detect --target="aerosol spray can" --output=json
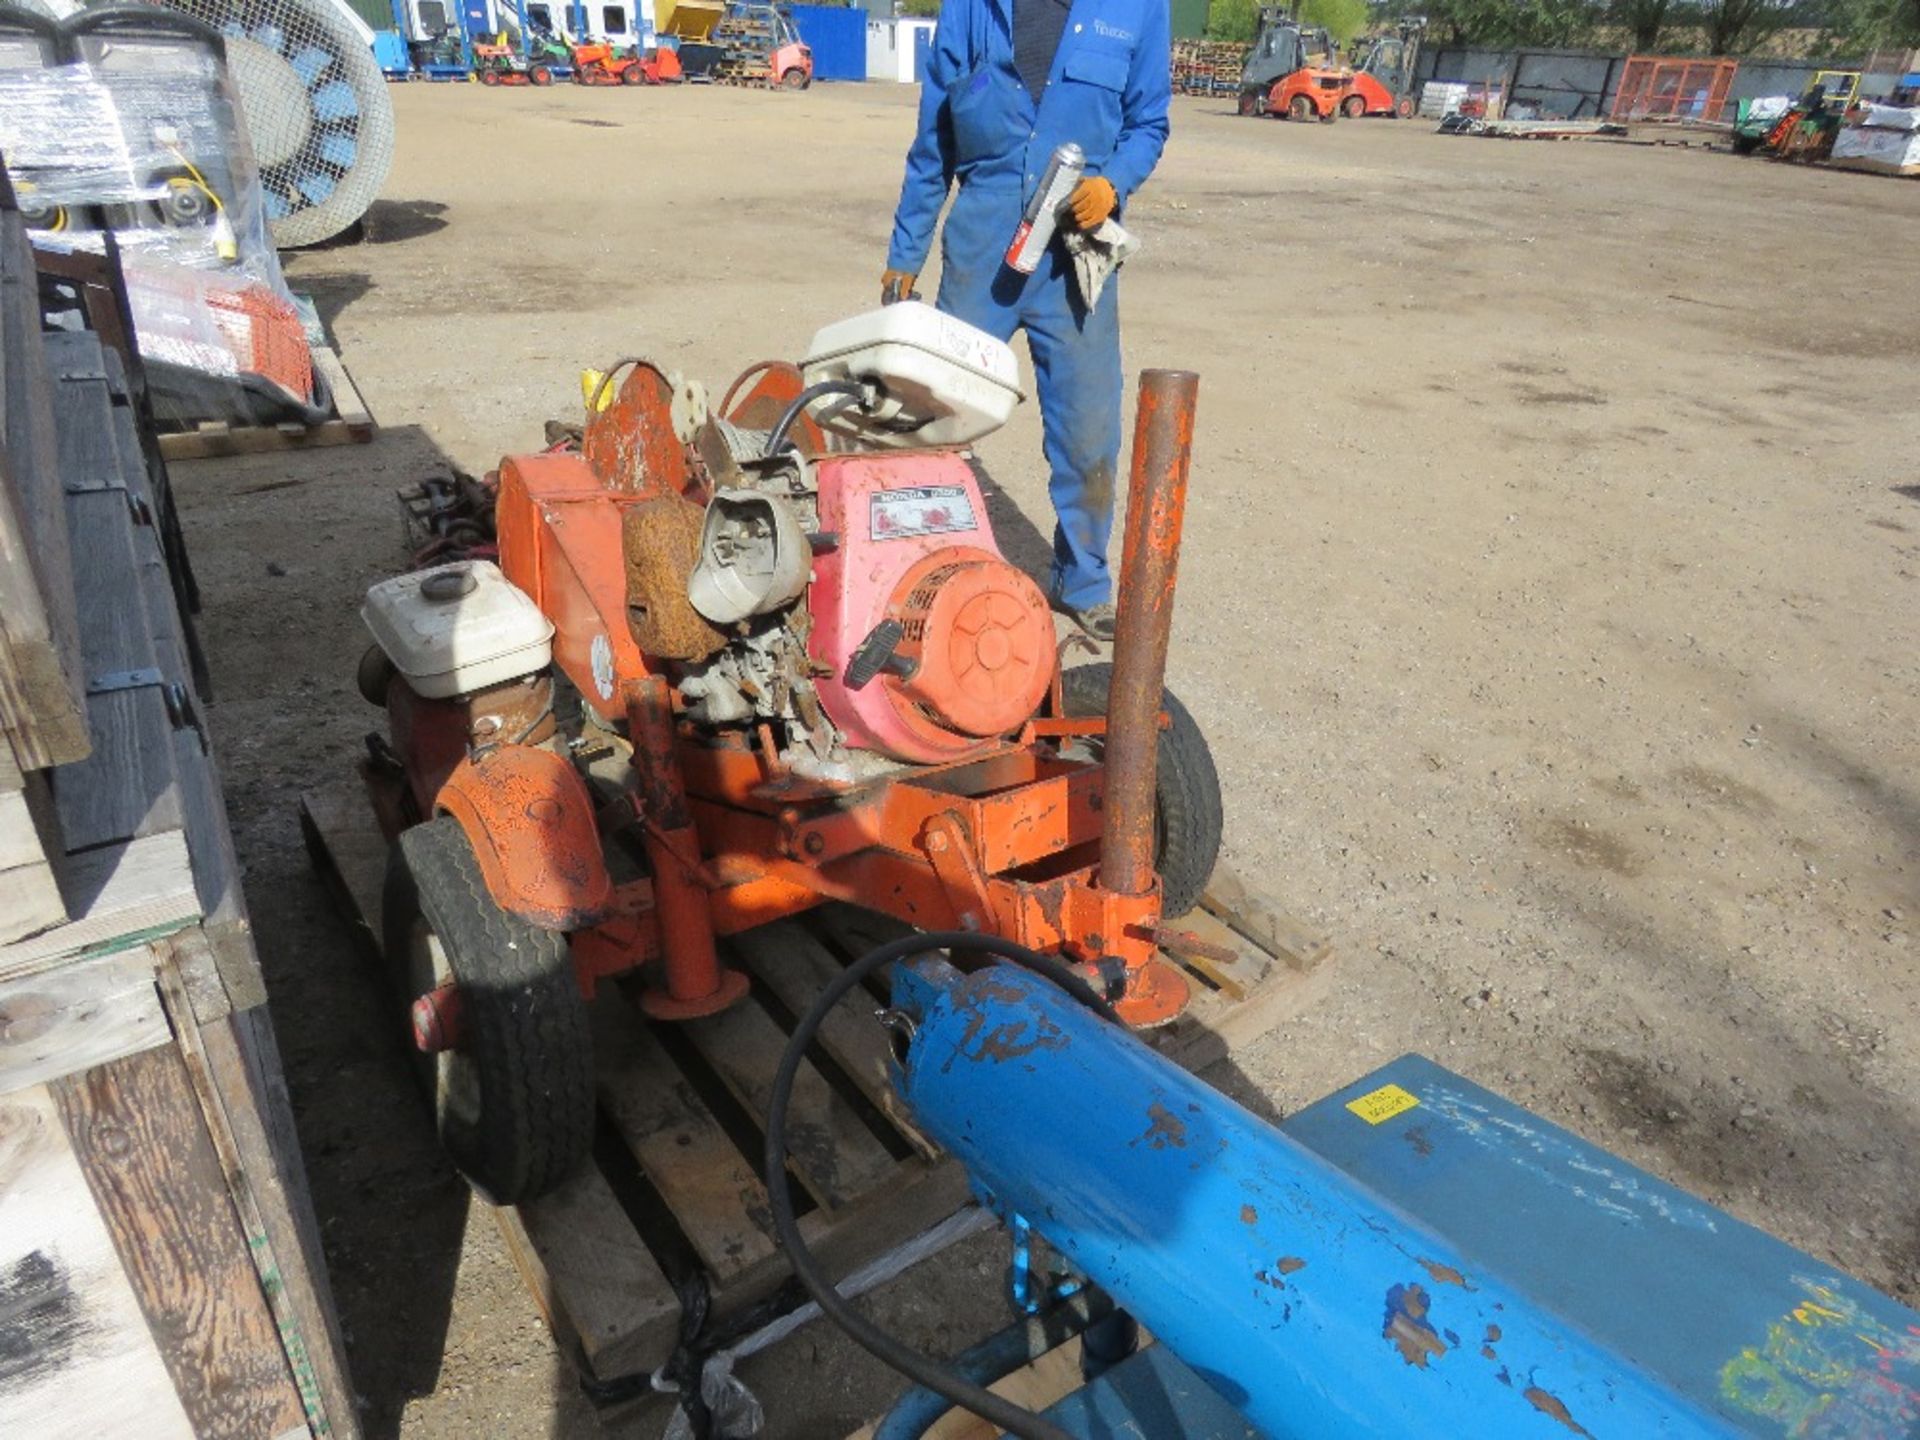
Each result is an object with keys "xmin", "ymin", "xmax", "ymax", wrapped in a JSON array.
[{"xmin": 1004, "ymin": 142, "xmax": 1085, "ymax": 275}]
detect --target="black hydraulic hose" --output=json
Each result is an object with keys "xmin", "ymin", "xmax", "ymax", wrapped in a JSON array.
[
  {"xmin": 764, "ymin": 378, "xmax": 868, "ymax": 457},
  {"xmin": 763, "ymin": 932, "xmax": 1119, "ymax": 1440}
]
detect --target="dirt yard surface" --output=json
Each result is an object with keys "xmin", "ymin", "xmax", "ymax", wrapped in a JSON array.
[{"xmin": 172, "ymin": 80, "xmax": 1920, "ymax": 1438}]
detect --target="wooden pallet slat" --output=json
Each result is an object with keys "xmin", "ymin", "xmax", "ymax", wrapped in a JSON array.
[
  {"xmin": 49, "ymin": 1045, "xmax": 311, "ymax": 1439},
  {"xmin": 156, "ymin": 343, "xmax": 375, "ymax": 462},
  {"xmin": 592, "ymin": 995, "xmax": 779, "ymax": 1280},
  {"xmin": 0, "ymin": 829, "xmax": 200, "ymax": 982},
  {"xmin": 0, "ymin": 1083, "xmax": 199, "ymax": 1439},
  {"xmin": 681, "ymin": 990, "xmax": 898, "ymax": 1212},
  {"xmin": 495, "ymin": 1165, "xmax": 681, "ymax": 1382},
  {"xmin": 732, "ymin": 924, "xmax": 938, "ymax": 1160},
  {"xmin": 0, "ymin": 949, "xmax": 169, "ymax": 1095}
]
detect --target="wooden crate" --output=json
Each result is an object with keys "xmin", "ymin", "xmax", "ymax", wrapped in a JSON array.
[
  {"xmin": 300, "ymin": 780, "xmax": 1330, "ymax": 1386},
  {"xmin": 0, "ymin": 239, "xmax": 358, "ymax": 1438},
  {"xmin": 0, "ymin": 205, "xmax": 89, "ymax": 795}
]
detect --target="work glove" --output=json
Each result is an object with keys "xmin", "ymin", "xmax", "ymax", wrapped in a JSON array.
[
  {"xmin": 881, "ymin": 268, "xmax": 919, "ymax": 305},
  {"xmin": 1066, "ymin": 176, "xmax": 1118, "ymax": 230}
]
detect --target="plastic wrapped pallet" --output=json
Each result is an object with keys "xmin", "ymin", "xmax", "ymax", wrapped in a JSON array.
[
  {"xmin": 0, "ymin": 12, "xmax": 323, "ymax": 420},
  {"xmin": 1831, "ymin": 122, "xmax": 1920, "ymax": 174},
  {"xmin": 1857, "ymin": 101, "xmax": 1920, "ymax": 132},
  {"xmin": 1419, "ymin": 80, "xmax": 1469, "ymax": 117}
]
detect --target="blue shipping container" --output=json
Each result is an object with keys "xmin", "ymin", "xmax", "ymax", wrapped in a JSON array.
[{"xmin": 791, "ymin": 3, "xmax": 866, "ymax": 81}]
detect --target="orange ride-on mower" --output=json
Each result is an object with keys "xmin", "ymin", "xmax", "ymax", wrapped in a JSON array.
[
  {"xmin": 472, "ymin": 40, "xmax": 562, "ymax": 85},
  {"xmin": 355, "ymin": 307, "xmax": 1227, "ymax": 1203},
  {"xmin": 569, "ymin": 40, "xmax": 681, "ymax": 84}
]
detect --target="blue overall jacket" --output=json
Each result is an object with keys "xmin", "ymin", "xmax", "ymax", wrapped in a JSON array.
[{"xmin": 887, "ymin": 0, "xmax": 1171, "ymax": 275}]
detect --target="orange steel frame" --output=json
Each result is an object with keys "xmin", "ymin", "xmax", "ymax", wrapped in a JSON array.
[
  {"xmin": 1609, "ymin": 56, "xmax": 1738, "ymax": 124},
  {"xmin": 431, "ymin": 360, "xmax": 1194, "ymax": 1026}
]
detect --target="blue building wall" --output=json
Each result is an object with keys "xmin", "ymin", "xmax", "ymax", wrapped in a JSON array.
[{"xmin": 792, "ymin": 3, "xmax": 866, "ymax": 80}]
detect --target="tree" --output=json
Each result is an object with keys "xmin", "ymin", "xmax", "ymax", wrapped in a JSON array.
[
  {"xmin": 1207, "ymin": 0, "xmax": 1260, "ymax": 43},
  {"xmin": 1423, "ymin": 0, "xmax": 1605, "ymax": 45},
  {"xmin": 1822, "ymin": 0, "xmax": 1920, "ymax": 47},
  {"xmin": 1699, "ymin": 0, "xmax": 1792, "ymax": 50},
  {"xmin": 1612, "ymin": 0, "xmax": 1674, "ymax": 47},
  {"xmin": 1301, "ymin": 0, "xmax": 1370, "ymax": 42}
]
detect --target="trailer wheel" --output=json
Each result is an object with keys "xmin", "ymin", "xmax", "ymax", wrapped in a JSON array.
[
  {"xmin": 1060, "ymin": 664, "xmax": 1223, "ymax": 918},
  {"xmin": 529, "ymin": 63, "xmax": 554, "ymax": 85},
  {"xmin": 1287, "ymin": 93, "xmax": 1314, "ymax": 122},
  {"xmin": 1342, "ymin": 93, "xmax": 1367, "ymax": 118},
  {"xmin": 382, "ymin": 817, "xmax": 594, "ymax": 1204}
]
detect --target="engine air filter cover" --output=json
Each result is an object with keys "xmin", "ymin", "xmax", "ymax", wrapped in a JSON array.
[{"xmin": 892, "ymin": 553, "xmax": 1052, "ymax": 738}]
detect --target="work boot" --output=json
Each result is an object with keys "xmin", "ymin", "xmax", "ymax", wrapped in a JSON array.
[{"xmin": 1052, "ymin": 599, "xmax": 1115, "ymax": 643}]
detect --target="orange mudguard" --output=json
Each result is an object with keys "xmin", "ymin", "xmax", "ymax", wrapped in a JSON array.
[{"xmin": 436, "ymin": 746, "xmax": 612, "ymax": 931}]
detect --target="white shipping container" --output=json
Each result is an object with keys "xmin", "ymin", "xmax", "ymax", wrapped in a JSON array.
[{"xmin": 866, "ymin": 16, "xmax": 936, "ymax": 83}]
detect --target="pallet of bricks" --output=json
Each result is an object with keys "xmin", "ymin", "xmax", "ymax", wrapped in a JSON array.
[
  {"xmin": 1171, "ymin": 39, "xmax": 1247, "ymax": 97},
  {"xmin": 0, "ymin": 176, "xmax": 359, "ymax": 1439},
  {"xmin": 709, "ymin": 10, "xmax": 777, "ymax": 85}
]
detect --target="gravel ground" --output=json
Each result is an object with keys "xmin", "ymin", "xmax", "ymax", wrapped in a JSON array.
[{"xmin": 171, "ymin": 80, "xmax": 1920, "ymax": 1439}]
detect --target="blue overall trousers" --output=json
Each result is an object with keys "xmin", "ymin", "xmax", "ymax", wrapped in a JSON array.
[{"xmin": 887, "ymin": 0, "xmax": 1170, "ymax": 611}]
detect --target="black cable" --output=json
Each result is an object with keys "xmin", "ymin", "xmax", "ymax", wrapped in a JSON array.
[
  {"xmin": 764, "ymin": 378, "xmax": 868, "ymax": 457},
  {"xmin": 763, "ymin": 931, "xmax": 1118, "ymax": 1440}
]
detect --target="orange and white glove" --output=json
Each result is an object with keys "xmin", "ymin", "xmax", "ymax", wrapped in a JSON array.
[
  {"xmin": 881, "ymin": 268, "xmax": 919, "ymax": 305},
  {"xmin": 1066, "ymin": 176, "xmax": 1118, "ymax": 230}
]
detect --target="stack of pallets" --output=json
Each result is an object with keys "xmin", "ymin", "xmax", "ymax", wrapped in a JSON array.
[
  {"xmin": 1172, "ymin": 39, "xmax": 1247, "ymax": 97},
  {"xmin": 709, "ymin": 12, "xmax": 776, "ymax": 85}
]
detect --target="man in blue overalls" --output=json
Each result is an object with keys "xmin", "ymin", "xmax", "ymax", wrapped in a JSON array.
[{"xmin": 881, "ymin": 0, "xmax": 1170, "ymax": 640}]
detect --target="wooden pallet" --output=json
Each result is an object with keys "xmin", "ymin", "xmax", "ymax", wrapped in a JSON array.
[
  {"xmin": 298, "ymin": 781, "xmax": 1330, "ymax": 1385},
  {"xmin": 156, "ymin": 342, "xmax": 374, "ymax": 461}
]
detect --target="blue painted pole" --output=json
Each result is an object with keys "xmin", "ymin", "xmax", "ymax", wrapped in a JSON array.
[{"xmin": 889, "ymin": 961, "xmax": 1741, "ymax": 1440}]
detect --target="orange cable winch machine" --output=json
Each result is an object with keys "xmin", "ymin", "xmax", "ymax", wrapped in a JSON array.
[{"xmin": 358, "ymin": 305, "xmax": 1230, "ymax": 1202}]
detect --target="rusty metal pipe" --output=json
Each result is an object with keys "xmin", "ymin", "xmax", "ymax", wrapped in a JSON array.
[
  {"xmin": 623, "ymin": 676, "xmax": 748, "ymax": 1019},
  {"xmin": 1098, "ymin": 370, "xmax": 1199, "ymax": 901}
]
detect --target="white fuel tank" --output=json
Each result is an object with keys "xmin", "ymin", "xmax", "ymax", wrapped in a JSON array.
[
  {"xmin": 362, "ymin": 561, "xmax": 553, "ymax": 699},
  {"xmin": 801, "ymin": 303, "xmax": 1023, "ymax": 449}
]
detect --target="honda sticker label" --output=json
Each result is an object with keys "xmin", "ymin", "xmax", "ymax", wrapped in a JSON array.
[{"xmin": 870, "ymin": 486, "xmax": 976, "ymax": 540}]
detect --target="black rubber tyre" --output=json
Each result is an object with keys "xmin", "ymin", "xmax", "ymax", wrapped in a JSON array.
[
  {"xmin": 529, "ymin": 63, "xmax": 554, "ymax": 85},
  {"xmin": 382, "ymin": 817, "xmax": 594, "ymax": 1203},
  {"xmin": 1342, "ymin": 93, "xmax": 1367, "ymax": 119},
  {"xmin": 1237, "ymin": 88, "xmax": 1264, "ymax": 117},
  {"xmin": 1288, "ymin": 94, "xmax": 1314, "ymax": 122},
  {"xmin": 1060, "ymin": 663, "xmax": 1223, "ymax": 918},
  {"xmin": 781, "ymin": 67, "xmax": 810, "ymax": 90}
]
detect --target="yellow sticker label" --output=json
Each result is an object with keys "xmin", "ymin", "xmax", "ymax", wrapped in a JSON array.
[{"xmin": 1346, "ymin": 1083, "xmax": 1420, "ymax": 1125}]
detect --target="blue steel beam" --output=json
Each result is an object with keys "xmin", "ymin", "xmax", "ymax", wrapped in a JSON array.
[{"xmin": 888, "ymin": 961, "xmax": 1920, "ymax": 1439}]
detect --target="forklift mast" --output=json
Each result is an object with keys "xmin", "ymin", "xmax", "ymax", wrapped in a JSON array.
[
  {"xmin": 1357, "ymin": 15, "xmax": 1425, "ymax": 98},
  {"xmin": 1239, "ymin": 8, "xmax": 1335, "ymax": 95}
]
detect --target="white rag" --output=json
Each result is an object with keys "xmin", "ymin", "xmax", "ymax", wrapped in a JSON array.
[{"xmin": 1060, "ymin": 218, "xmax": 1140, "ymax": 313}]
